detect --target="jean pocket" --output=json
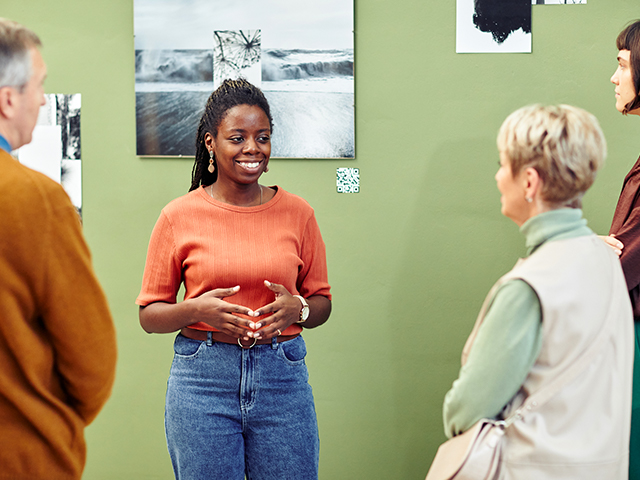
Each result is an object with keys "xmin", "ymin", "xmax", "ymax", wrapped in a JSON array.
[
  {"xmin": 173, "ymin": 334, "xmax": 205, "ymax": 358},
  {"xmin": 277, "ymin": 336, "xmax": 307, "ymax": 365}
]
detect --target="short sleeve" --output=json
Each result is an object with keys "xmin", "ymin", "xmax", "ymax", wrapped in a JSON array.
[
  {"xmin": 297, "ymin": 212, "xmax": 331, "ymax": 300},
  {"xmin": 136, "ymin": 211, "xmax": 183, "ymax": 306}
]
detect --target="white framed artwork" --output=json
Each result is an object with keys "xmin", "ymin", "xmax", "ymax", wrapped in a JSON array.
[{"xmin": 134, "ymin": 0, "xmax": 354, "ymax": 159}]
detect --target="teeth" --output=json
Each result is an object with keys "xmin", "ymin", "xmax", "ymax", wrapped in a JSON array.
[{"xmin": 241, "ymin": 162, "xmax": 260, "ymax": 168}]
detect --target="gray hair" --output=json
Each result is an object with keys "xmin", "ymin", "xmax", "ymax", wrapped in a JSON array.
[
  {"xmin": 497, "ymin": 104, "xmax": 607, "ymax": 207},
  {"xmin": 0, "ymin": 18, "xmax": 41, "ymax": 90}
]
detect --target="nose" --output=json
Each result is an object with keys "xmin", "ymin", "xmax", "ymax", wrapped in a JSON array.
[
  {"xmin": 243, "ymin": 137, "xmax": 258, "ymax": 154},
  {"xmin": 611, "ymin": 69, "xmax": 618, "ymax": 85}
]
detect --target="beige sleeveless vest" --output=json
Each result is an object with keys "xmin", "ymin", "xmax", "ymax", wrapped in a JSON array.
[{"xmin": 463, "ymin": 234, "xmax": 634, "ymax": 480}]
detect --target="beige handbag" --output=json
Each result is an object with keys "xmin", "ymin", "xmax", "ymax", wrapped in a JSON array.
[
  {"xmin": 425, "ymin": 419, "xmax": 504, "ymax": 480},
  {"xmin": 425, "ymin": 278, "xmax": 617, "ymax": 480}
]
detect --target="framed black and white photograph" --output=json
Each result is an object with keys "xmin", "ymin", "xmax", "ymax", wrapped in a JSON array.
[
  {"xmin": 457, "ymin": 0, "xmax": 532, "ymax": 53},
  {"xmin": 532, "ymin": 0, "xmax": 585, "ymax": 4},
  {"xmin": 134, "ymin": 0, "xmax": 354, "ymax": 158},
  {"xmin": 16, "ymin": 94, "xmax": 82, "ymax": 216}
]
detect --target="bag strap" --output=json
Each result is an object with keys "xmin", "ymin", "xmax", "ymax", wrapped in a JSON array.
[{"xmin": 502, "ymin": 257, "xmax": 621, "ymax": 426}]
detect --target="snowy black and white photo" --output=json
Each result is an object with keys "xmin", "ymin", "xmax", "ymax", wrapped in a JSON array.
[
  {"xmin": 16, "ymin": 94, "xmax": 82, "ymax": 216},
  {"xmin": 134, "ymin": 0, "xmax": 354, "ymax": 158}
]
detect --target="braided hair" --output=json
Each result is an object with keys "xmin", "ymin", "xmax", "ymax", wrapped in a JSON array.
[{"xmin": 189, "ymin": 78, "xmax": 273, "ymax": 192}]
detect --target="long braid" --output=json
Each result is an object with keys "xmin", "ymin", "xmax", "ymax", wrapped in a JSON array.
[{"xmin": 189, "ymin": 79, "xmax": 273, "ymax": 192}]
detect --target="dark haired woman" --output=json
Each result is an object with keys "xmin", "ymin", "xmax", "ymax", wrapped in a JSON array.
[
  {"xmin": 602, "ymin": 20, "xmax": 640, "ymax": 480},
  {"xmin": 136, "ymin": 79, "xmax": 332, "ymax": 480}
]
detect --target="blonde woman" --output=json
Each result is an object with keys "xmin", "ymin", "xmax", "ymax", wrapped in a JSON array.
[{"xmin": 442, "ymin": 105, "xmax": 634, "ymax": 479}]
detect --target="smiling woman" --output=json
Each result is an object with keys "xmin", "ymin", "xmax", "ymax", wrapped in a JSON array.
[
  {"xmin": 204, "ymin": 104, "xmax": 272, "ymax": 205},
  {"xmin": 136, "ymin": 78, "xmax": 332, "ymax": 480}
]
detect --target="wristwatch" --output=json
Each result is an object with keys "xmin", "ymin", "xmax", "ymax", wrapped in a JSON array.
[{"xmin": 293, "ymin": 295, "xmax": 309, "ymax": 323}]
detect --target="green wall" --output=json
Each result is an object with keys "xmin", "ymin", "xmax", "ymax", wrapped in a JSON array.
[{"xmin": 3, "ymin": 1, "xmax": 639, "ymax": 478}]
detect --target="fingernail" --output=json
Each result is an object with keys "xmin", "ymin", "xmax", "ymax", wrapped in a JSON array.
[
  {"xmin": 255, "ymin": 323, "xmax": 262, "ymax": 329},
  {"xmin": 249, "ymin": 322, "xmax": 256, "ymax": 329},
  {"xmin": 233, "ymin": 285, "xmax": 240, "ymax": 291},
  {"xmin": 264, "ymin": 280, "xmax": 271, "ymax": 286},
  {"xmin": 253, "ymin": 311, "xmax": 261, "ymax": 317},
  {"xmin": 247, "ymin": 310, "xmax": 254, "ymax": 316}
]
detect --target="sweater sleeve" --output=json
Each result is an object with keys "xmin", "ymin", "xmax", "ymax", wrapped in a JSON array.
[
  {"xmin": 442, "ymin": 279, "xmax": 542, "ymax": 438},
  {"xmin": 611, "ymin": 205, "xmax": 640, "ymax": 293},
  {"xmin": 39, "ymin": 183, "xmax": 117, "ymax": 424}
]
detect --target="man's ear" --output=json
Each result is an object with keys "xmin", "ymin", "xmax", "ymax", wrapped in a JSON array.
[{"xmin": 0, "ymin": 86, "xmax": 17, "ymax": 120}]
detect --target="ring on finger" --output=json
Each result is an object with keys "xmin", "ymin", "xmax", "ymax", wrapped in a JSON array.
[{"xmin": 276, "ymin": 329, "xmax": 282, "ymax": 336}]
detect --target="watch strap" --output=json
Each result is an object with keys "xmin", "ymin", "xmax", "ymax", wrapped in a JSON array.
[{"xmin": 293, "ymin": 295, "xmax": 309, "ymax": 323}]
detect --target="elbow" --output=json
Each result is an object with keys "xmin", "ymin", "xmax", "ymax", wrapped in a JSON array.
[
  {"xmin": 323, "ymin": 300, "xmax": 332, "ymax": 322},
  {"xmin": 138, "ymin": 306, "xmax": 155, "ymax": 334},
  {"xmin": 306, "ymin": 297, "xmax": 332, "ymax": 329},
  {"xmin": 140, "ymin": 324, "xmax": 154, "ymax": 334}
]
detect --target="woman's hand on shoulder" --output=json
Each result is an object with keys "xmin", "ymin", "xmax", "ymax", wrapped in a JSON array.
[{"xmin": 599, "ymin": 234, "xmax": 624, "ymax": 256}]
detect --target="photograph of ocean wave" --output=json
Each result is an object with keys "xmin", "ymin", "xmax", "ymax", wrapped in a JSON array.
[{"xmin": 134, "ymin": 0, "xmax": 354, "ymax": 158}]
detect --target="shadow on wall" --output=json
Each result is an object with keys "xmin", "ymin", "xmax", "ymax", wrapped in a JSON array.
[{"xmin": 383, "ymin": 138, "xmax": 526, "ymax": 479}]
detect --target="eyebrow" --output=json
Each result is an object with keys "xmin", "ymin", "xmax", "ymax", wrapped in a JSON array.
[
  {"xmin": 618, "ymin": 56, "xmax": 629, "ymax": 64},
  {"xmin": 228, "ymin": 128, "xmax": 270, "ymax": 134}
]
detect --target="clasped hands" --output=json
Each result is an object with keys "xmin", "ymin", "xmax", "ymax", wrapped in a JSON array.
[{"xmin": 193, "ymin": 280, "xmax": 301, "ymax": 341}]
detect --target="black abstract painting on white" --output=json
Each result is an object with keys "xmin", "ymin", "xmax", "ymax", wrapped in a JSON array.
[
  {"xmin": 15, "ymin": 94, "xmax": 82, "ymax": 217},
  {"xmin": 134, "ymin": 0, "xmax": 354, "ymax": 158},
  {"xmin": 457, "ymin": 0, "xmax": 532, "ymax": 53}
]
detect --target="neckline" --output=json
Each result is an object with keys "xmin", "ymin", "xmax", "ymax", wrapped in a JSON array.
[
  {"xmin": 207, "ymin": 184, "xmax": 263, "ymax": 207},
  {"xmin": 198, "ymin": 184, "xmax": 280, "ymax": 212}
]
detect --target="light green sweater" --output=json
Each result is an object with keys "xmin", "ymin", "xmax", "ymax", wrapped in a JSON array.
[{"xmin": 442, "ymin": 208, "xmax": 593, "ymax": 438}]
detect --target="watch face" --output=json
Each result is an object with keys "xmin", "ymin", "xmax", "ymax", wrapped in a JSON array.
[{"xmin": 301, "ymin": 305, "xmax": 310, "ymax": 321}]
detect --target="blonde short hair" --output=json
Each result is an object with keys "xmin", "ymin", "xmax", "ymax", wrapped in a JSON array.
[{"xmin": 497, "ymin": 104, "xmax": 607, "ymax": 207}]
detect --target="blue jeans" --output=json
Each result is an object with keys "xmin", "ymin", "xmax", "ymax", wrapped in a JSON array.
[{"xmin": 165, "ymin": 334, "xmax": 319, "ymax": 480}]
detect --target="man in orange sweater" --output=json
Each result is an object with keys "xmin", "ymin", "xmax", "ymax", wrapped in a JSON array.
[{"xmin": 0, "ymin": 18, "xmax": 117, "ymax": 479}]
